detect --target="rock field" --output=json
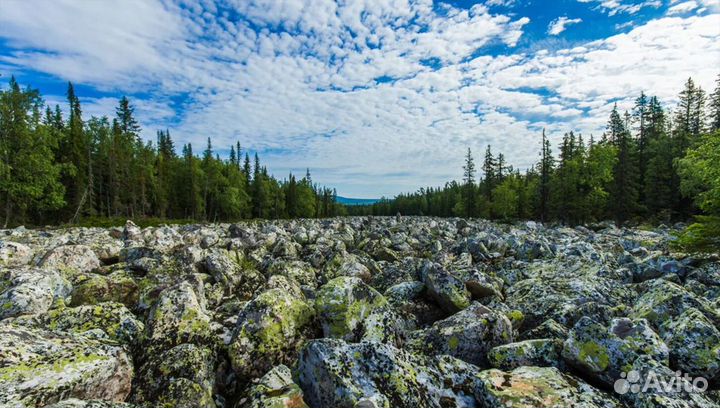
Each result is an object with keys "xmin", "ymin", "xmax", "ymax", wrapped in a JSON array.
[{"xmin": 0, "ymin": 217, "xmax": 718, "ymax": 408}]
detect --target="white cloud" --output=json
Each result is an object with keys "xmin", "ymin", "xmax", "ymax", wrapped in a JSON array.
[
  {"xmin": 548, "ymin": 17, "xmax": 584, "ymax": 35},
  {"xmin": 667, "ymin": 0, "xmax": 699, "ymax": 14},
  {"xmin": 0, "ymin": 1, "xmax": 718, "ymax": 197},
  {"xmin": 578, "ymin": 0, "xmax": 663, "ymax": 16}
]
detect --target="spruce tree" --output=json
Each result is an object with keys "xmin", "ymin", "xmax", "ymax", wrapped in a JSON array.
[
  {"xmin": 608, "ymin": 107, "xmax": 640, "ymax": 224},
  {"xmin": 482, "ymin": 145, "xmax": 496, "ymax": 202},
  {"xmin": 461, "ymin": 148, "xmax": 476, "ymax": 217},
  {"xmin": 538, "ymin": 129, "xmax": 554, "ymax": 222},
  {"xmin": 0, "ymin": 77, "xmax": 65, "ymax": 226},
  {"xmin": 708, "ymin": 74, "xmax": 720, "ymax": 132}
]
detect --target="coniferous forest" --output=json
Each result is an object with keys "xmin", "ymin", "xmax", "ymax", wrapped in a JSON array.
[
  {"xmin": 1, "ymin": 75, "xmax": 719, "ymax": 250},
  {"xmin": 350, "ymin": 75, "xmax": 720, "ymax": 251},
  {"xmin": 0, "ymin": 78, "xmax": 346, "ymax": 228}
]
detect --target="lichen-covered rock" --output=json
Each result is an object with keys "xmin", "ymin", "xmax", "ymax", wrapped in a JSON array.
[
  {"xmin": 520, "ymin": 318, "xmax": 569, "ymax": 340},
  {"xmin": 39, "ymin": 245, "xmax": 101, "ymax": 274},
  {"xmin": 631, "ymin": 278, "xmax": 720, "ymax": 330},
  {"xmin": 476, "ymin": 366, "xmax": 619, "ymax": 408},
  {"xmin": 420, "ymin": 261, "xmax": 470, "ymax": 314},
  {"xmin": 562, "ymin": 316, "xmax": 669, "ymax": 387},
  {"xmin": 314, "ymin": 276, "xmax": 389, "ymax": 341},
  {"xmin": 487, "ymin": 338, "xmax": 564, "ymax": 370},
  {"xmin": 297, "ymin": 338, "xmax": 485, "ymax": 408},
  {"xmin": 228, "ymin": 287, "xmax": 315, "ymax": 379},
  {"xmin": 406, "ymin": 302, "xmax": 512, "ymax": 366},
  {"xmin": 204, "ymin": 249, "xmax": 264, "ymax": 300},
  {"xmin": 0, "ymin": 268, "xmax": 71, "ymax": 319},
  {"xmin": 454, "ymin": 267, "xmax": 504, "ymax": 300},
  {"xmin": 659, "ymin": 307, "xmax": 720, "ymax": 380},
  {"xmin": 70, "ymin": 270, "xmax": 139, "ymax": 308},
  {"xmin": 620, "ymin": 356, "xmax": 718, "ymax": 408},
  {"xmin": 265, "ymin": 259, "xmax": 318, "ymax": 288},
  {"xmin": 0, "ymin": 325, "xmax": 133, "ymax": 407},
  {"xmin": 0, "ymin": 241, "xmax": 32, "ymax": 266},
  {"xmin": 244, "ymin": 365, "xmax": 309, "ymax": 408},
  {"xmin": 7, "ymin": 302, "xmax": 143, "ymax": 344},
  {"xmin": 504, "ymin": 262, "xmax": 632, "ymax": 330},
  {"xmin": 131, "ymin": 343, "xmax": 215, "ymax": 408},
  {"xmin": 144, "ymin": 281, "xmax": 213, "ymax": 351},
  {"xmin": 45, "ymin": 399, "xmax": 134, "ymax": 408}
]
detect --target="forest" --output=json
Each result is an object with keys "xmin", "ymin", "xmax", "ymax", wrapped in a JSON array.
[
  {"xmin": 349, "ymin": 76, "xmax": 720, "ymax": 251},
  {"xmin": 0, "ymin": 77, "xmax": 345, "ymax": 228},
  {"xmin": 1, "ymin": 75, "xmax": 719, "ymax": 250}
]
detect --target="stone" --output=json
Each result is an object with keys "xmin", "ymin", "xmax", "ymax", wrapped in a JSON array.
[
  {"xmin": 228, "ymin": 288, "xmax": 315, "ymax": 380},
  {"xmin": 297, "ymin": 339, "xmax": 484, "ymax": 408},
  {"xmin": 8, "ymin": 302, "xmax": 143, "ymax": 345},
  {"xmin": 0, "ymin": 268, "xmax": 71, "ymax": 319},
  {"xmin": 0, "ymin": 325, "xmax": 133, "ymax": 407},
  {"xmin": 660, "ymin": 307, "xmax": 720, "ymax": 380},
  {"xmin": 420, "ymin": 261, "xmax": 470, "ymax": 314},
  {"xmin": 244, "ymin": 365, "xmax": 309, "ymax": 408},
  {"xmin": 406, "ymin": 302, "xmax": 513, "ymax": 366},
  {"xmin": 562, "ymin": 317, "xmax": 669, "ymax": 387},
  {"xmin": 476, "ymin": 366, "xmax": 619, "ymax": 408},
  {"xmin": 39, "ymin": 245, "xmax": 101, "ymax": 274},
  {"xmin": 488, "ymin": 338, "xmax": 564, "ymax": 370},
  {"xmin": 314, "ymin": 276, "xmax": 388, "ymax": 341}
]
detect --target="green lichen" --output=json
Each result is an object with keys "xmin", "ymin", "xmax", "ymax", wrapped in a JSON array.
[
  {"xmin": 448, "ymin": 336, "xmax": 460, "ymax": 351},
  {"xmin": 578, "ymin": 341, "xmax": 610, "ymax": 371}
]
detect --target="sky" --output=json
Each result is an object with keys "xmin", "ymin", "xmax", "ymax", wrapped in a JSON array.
[{"xmin": 0, "ymin": 0, "xmax": 719, "ymax": 198}]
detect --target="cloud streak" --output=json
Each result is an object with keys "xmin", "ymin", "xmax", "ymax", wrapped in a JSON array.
[{"xmin": 0, "ymin": 0, "xmax": 717, "ymax": 197}]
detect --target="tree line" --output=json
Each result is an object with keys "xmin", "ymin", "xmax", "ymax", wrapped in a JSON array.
[
  {"xmin": 0, "ymin": 78, "xmax": 345, "ymax": 227},
  {"xmin": 350, "ymin": 75, "xmax": 720, "ymax": 249}
]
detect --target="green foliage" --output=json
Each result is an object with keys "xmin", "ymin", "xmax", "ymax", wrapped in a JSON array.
[
  {"xmin": 0, "ymin": 77, "xmax": 65, "ymax": 227},
  {"xmin": 351, "ymin": 73, "xmax": 720, "ymax": 247},
  {"xmin": 676, "ymin": 130, "xmax": 720, "ymax": 252},
  {"xmin": 0, "ymin": 78, "xmax": 342, "ymax": 226}
]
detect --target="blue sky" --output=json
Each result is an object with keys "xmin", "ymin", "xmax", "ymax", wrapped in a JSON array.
[{"xmin": 1, "ymin": 0, "xmax": 718, "ymax": 198}]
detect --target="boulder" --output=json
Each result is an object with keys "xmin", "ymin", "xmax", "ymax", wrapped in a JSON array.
[
  {"xmin": 562, "ymin": 317, "xmax": 669, "ymax": 387},
  {"xmin": 243, "ymin": 365, "xmax": 309, "ymax": 408},
  {"xmin": 143, "ymin": 281, "xmax": 213, "ymax": 351},
  {"xmin": 297, "ymin": 339, "xmax": 484, "ymax": 408},
  {"xmin": 0, "ymin": 268, "xmax": 71, "ymax": 319},
  {"xmin": 0, "ymin": 325, "xmax": 133, "ymax": 407},
  {"xmin": 70, "ymin": 270, "xmax": 139, "ymax": 308},
  {"xmin": 314, "ymin": 276, "xmax": 390, "ymax": 342},
  {"xmin": 619, "ymin": 356, "xmax": 717, "ymax": 408},
  {"xmin": 487, "ymin": 338, "xmax": 564, "ymax": 370},
  {"xmin": 660, "ymin": 307, "xmax": 720, "ymax": 380},
  {"xmin": 131, "ymin": 343, "xmax": 215, "ymax": 408},
  {"xmin": 228, "ymin": 288, "xmax": 315, "ymax": 379},
  {"xmin": 39, "ymin": 245, "xmax": 101, "ymax": 274},
  {"xmin": 8, "ymin": 302, "xmax": 143, "ymax": 345},
  {"xmin": 406, "ymin": 302, "xmax": 512, "ymax": 366},
  {"xmin": 476, "ymin": 366, "xmax": 619, "ymax": 408},
  {"xmin": 0, "ymin": 241, "xmax": 32, "ymax": 266},
  {"xmin": 420, "ymin": 262, "xmax": 470, "ymax": 314}
]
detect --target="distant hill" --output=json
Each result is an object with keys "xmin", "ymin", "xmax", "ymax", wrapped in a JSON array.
[{"xmin": 336, "ymin": 196, "xmax": 381, "ymax": 206}]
